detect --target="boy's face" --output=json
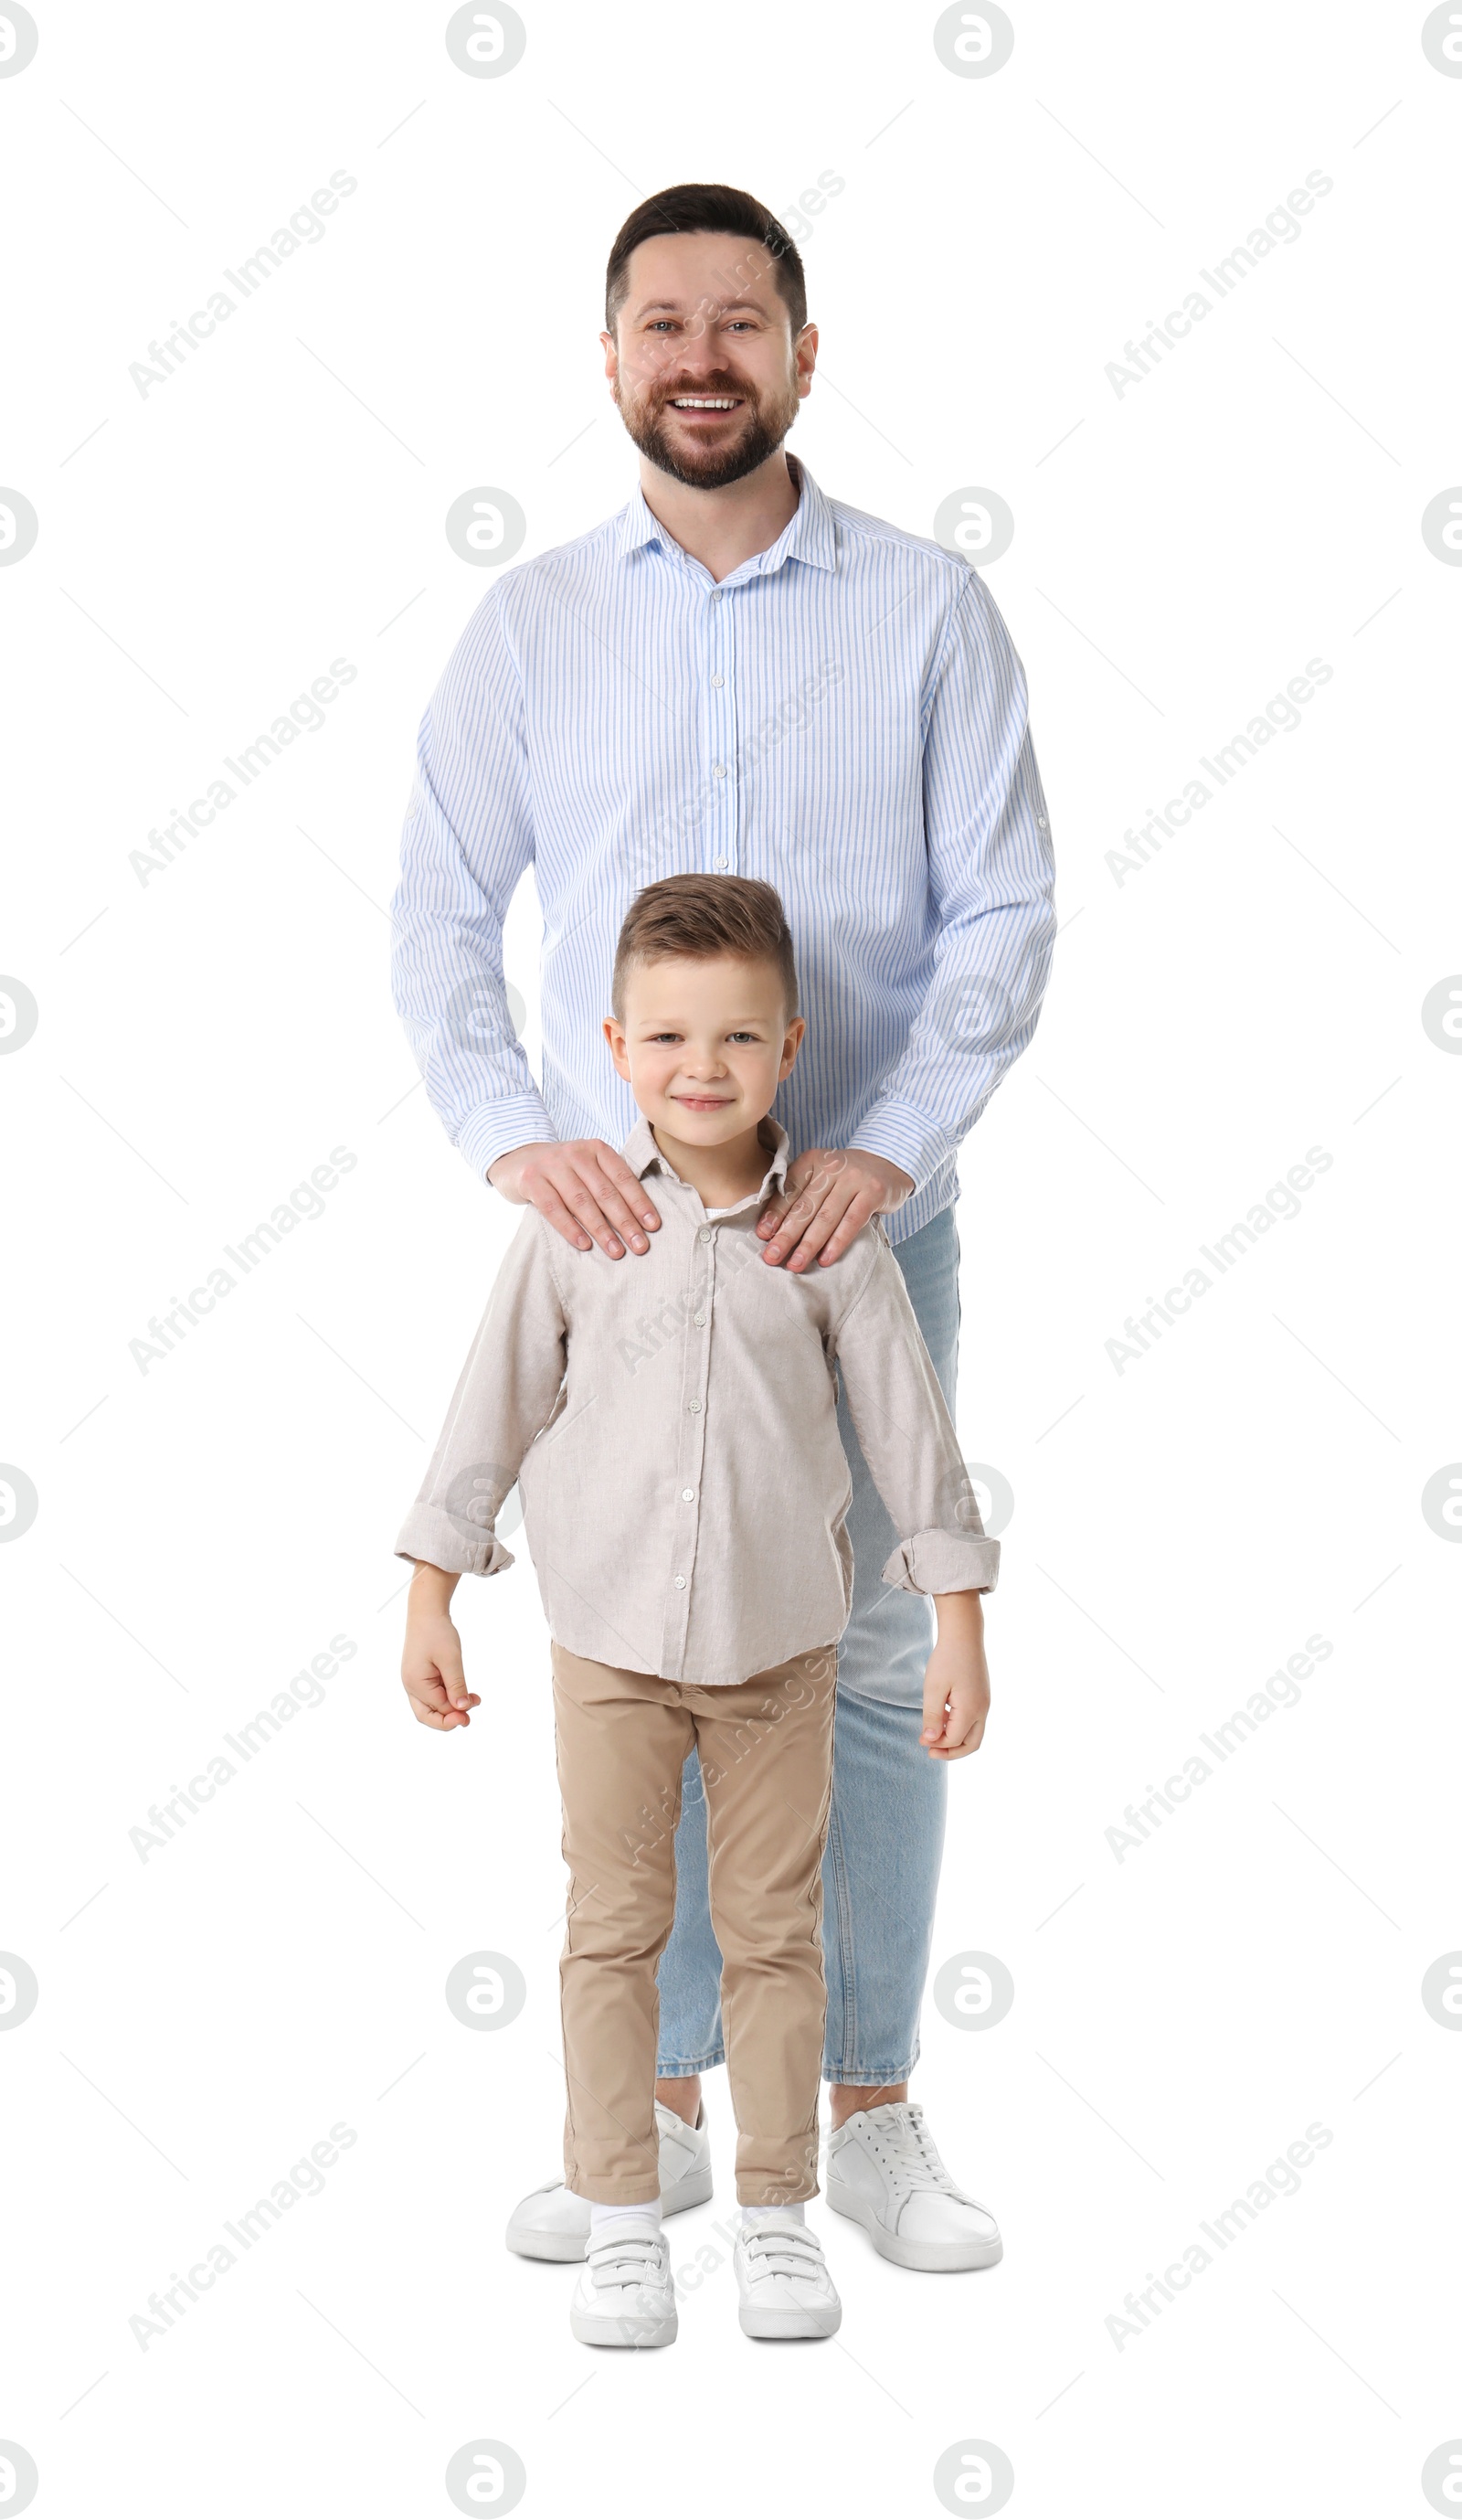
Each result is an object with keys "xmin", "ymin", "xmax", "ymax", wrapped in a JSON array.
[{"xmin": 604, "ymin": 954, "xmax": 805, "ymax": 1148}]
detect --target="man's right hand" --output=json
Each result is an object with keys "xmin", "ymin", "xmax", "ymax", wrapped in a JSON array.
[{"xmin": 487, "ymin": 1139, "xmax": 661, "ymax": 1259}]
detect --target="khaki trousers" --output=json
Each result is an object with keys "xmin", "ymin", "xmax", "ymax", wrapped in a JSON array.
[{"xmin": 550, "ymin": 1638, "xmax": 839, "ymax": 2206}]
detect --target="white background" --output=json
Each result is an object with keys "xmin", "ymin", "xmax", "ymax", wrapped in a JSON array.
[{"xmin": 3, "ymin": 3, "xmax": 1459, "ymax": 2514}]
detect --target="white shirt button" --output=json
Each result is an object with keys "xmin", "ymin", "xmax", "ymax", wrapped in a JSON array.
[
  {"xmin": 693, "ymin": 1311, "xmax": 705, "ymax": 1326},
  {"xmin": 1036, "ymin": 814, "xmax": 1048, "ymax": 830},
  {"xmin": 712, "ymin": 763, "xmax": 727, "ymax": 779},
  {"xmin": 681, "ymin": 1488, "xmax": 695, "ymax": 1502},
  {"xmin": 714, "ymin": 856, "xmax": 729, "ymax": 869},
  {"xmin": 698, "ymin": 1227, "xmax": 712, "ymax": 1242},
  {"xmin": 673, "ymin": 1574, "xmax": 686, "ymax": 1590},
  {"xmin": 711, "ymin": 589, "xmax": 723, "ymax": 601},
  {"xmin": 687, "ymin": 1398, "xmax": 703, "ymax": 1413},
  {"xmin": 711, "ymin": 674, "xmax": 725, "ymax": 687}
]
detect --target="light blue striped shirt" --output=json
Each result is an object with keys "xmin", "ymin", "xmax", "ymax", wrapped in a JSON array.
[{"xmin": 390, "ymin": 451, "xmax": 1056, "ymax": 1244}]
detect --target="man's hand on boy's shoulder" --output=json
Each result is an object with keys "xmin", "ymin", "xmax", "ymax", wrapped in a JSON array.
[
  {"xmin": 756, "ymin": 1147, "xmax": 914, "ymax": 1272},
  {"xmin": 488, "ymin": 1138, "xmax": 662, "ymax": 1260}
]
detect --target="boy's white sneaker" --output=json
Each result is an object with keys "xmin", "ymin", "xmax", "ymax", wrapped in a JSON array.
[
  {"xmin": 826, "ymin": 2100, "xmax": 1002, "ymax": 2271},
  {"xmin": 505, "ymin": 2100, "xmax": 713, "ymax": 2261},
  {"xmin": 734, "ymin": 2215, "xmax": 842, "ymax": 2339},
  {"xmin": 568, "ymin": 2217, "xmax": 677, "ymax": 2348}
]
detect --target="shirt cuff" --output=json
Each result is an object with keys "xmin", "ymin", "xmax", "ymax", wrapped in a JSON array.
[
  {"xmin": 881, "ymin": 1531, "xmax": 1001, "ymax": 1596},
  {"xmin": 455, "ymin": 1094, "xmax": 558, "ymax": 1185},
  {"xmin": 849, "ymin": 1101, "xmax": 953, "ymax": 1196},
  {"xmin": 396, "ymin": 1505, "xmax": 516, "ymax": 1579}
]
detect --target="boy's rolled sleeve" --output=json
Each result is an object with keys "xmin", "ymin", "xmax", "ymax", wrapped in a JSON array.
[
  {"xmin": 394, "ymin": 1212, "xmax": 567, "ymax": 1577},
  {"xmin": 831, "ymin": 1230, "xmax": 1001, "ymax": 1598}
]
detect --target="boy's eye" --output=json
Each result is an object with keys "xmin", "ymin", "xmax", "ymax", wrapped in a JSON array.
[{"xmin": 727, "ymin": 1030, "xmax": 758, "ymax": 1042}]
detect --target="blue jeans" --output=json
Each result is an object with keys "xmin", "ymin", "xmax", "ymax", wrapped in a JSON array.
[{"xmin": 655, "ymin": 1205, "xmax": 961, "ymax": 2085}]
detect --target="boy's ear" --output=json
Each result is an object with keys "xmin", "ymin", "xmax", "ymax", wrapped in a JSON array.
[
  {"xmin": 779, "ymin": 1015, "xmax": 808, "ymax": 1079},
  {"xmin": 603, "ymin": 1015, "xmax": 630, "ymax": 1080}
]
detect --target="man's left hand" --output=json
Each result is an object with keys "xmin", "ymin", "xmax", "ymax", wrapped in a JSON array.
[{"xmin": 756, "ymin": 1147, "xmax": 915, "ymax": 1271}]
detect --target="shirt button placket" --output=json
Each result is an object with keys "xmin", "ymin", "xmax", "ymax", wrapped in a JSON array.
[
  {"xmin": 709, "ymin": 579, "xmax": 736, "ymax": 874},
  {"xmin": 675, "ymin": 1227, "xmax": 716, "ymax": 1665}
]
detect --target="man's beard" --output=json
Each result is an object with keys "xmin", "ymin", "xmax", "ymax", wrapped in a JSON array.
[{"xmin": 614, "ymin": 371, "xmax": 800, "ymax": 489}]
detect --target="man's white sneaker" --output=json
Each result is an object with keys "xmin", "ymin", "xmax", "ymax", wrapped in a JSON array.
[
  {"xmin": 504, "ymin": 2100, "xmax": 713, "ymax": 2261},
  {"xmin": 826, "ymin": 2100, "xmax": 1002, "ymax": 2272},
  {"xmin": 568, "ymin": 2217, "xmax": 677, "ymax": 2348},
  {"xmin": 734, "ymin": 2216, "xmax": 842, "ymax": 2339}
]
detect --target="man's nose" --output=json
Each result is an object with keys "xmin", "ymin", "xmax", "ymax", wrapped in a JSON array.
[{"xmin": 649, "ymin": 323, "xmax": 732, "ymax": 375}]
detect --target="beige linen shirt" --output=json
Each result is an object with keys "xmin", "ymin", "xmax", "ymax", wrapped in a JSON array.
[{"xmin": 395, "ymin": 1115, "xmax": 1000, "ymax": 1685}]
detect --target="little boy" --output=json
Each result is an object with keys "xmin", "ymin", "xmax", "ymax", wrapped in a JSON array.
[{"xmin": 396, "ymin": 875, "xmax": 1000, "ymax": 2348}]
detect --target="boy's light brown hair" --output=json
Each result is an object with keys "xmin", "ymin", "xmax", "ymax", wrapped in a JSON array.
[{"xmin": 612, "ymin": 874, "xmax": 799, "ymax": 1023}]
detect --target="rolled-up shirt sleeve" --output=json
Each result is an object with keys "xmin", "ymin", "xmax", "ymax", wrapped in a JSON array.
[
  {"xmin": 851, "ymin": 566, "xmax": 1057, "ymax": 1195},
  {"xmin": 830, "ymin": 1230, "xmax": 1001, "ymax": 1597},
  {"xmin": 389, "ymin": 584, "xmax": 558, "ymax": 1184},
  {"xmin": 395, "ymin": 1212, "xmax": 568, "ymax": 1577}
]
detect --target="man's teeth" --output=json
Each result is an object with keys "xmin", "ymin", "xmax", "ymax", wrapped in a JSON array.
[{"xmin": 673, "ymin": 397, "xmax": 739, "ymax": 408}]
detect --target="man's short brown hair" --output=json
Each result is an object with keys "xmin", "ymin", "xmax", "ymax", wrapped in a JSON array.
[
  {"xmin": 605, "ymin": 183, "xmax": 808, "ymax": 340},
  {"xmin": 611, "ymin": 874, "xmax": 799, "ymax": 1023}
]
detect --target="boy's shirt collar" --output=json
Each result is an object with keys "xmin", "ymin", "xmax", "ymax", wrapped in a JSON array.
[{"xmin": 621, "ymin": 1113, "xmax": 790, "ymax": 1217}]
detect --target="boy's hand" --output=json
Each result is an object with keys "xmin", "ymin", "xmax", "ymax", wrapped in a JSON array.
[
  {"xmin": 920, "ymin": 1590, "xmax": 991, "ymax": 1761},
  {"xmin": 402, "ymin": 1562, "xmax": 481, "ymax": 1731}
]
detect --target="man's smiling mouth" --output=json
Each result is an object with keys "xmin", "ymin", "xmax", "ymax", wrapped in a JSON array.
[{"xmin": 668, "ymin": 395, "xmax": 744, "ymax": 412}]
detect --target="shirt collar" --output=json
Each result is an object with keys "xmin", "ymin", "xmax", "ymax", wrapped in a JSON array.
[
  {"xmin": 622, "ymin": 1112, "xmax": 790, "ymax": 1208},
  {"xmin": 614, "ymin": 451, "xmax": 836, "ymax": 579}
]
